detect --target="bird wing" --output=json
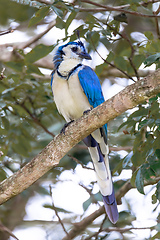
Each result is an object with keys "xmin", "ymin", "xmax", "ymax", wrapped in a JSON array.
[
  {"xmin": 78, "ymin": 65, "xmax": 104, "ymax": 107},
  {"xmin": 78, "ymin": 65, "xmax": 107, "ymax": 134}
]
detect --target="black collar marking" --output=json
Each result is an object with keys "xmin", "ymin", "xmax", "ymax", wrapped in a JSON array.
[{"xmin": 57, "ymin": 63, "xmax": 82, "ymax": 80}]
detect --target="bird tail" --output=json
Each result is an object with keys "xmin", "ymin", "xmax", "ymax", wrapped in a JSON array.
[{"xmin": 83, "ymin": 130, "xmax": 119, "ymax": 224}]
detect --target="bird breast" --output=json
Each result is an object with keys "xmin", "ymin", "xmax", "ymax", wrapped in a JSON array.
[{"xmin": 52, "ymin": 71, "xmax": 91, "ymax": 122}]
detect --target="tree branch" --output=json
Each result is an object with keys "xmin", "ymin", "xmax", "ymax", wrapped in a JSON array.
[
  {"xmin": 0, "ymin": 69, "xmax": 160, "ymax": 205},
  {"xmin": 85, "ymin": 226, "xmax": 155, "ymax": 239},
  {"xmin": 33, "ymin": 0, "xmax": 160, "ymax": 17},
  {"xmin": 80, "ymin": 0, "xmax": 160, "ymax": 18},
  {"xmin": 18, "ymin": 21, "xmax": 56, "ymax": 49}
]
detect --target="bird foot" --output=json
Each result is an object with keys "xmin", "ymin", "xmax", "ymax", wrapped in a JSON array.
[
  {"xmin": 60, "ymin": 120, "xmax": 74, "ymax": 134},
  {"xmin": 83, "ymin": 108, "xmax": 92, "ymax": 115}
]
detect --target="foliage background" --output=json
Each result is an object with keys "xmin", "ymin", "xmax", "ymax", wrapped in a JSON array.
[{"xmin": 0, "ymin": 0, "xmax": 160, "ymax": 239}]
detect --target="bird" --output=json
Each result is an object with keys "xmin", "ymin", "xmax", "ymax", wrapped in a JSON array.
[{"xmin": 51, "ymin": 39, "xmax": 119, "ymax": 224}]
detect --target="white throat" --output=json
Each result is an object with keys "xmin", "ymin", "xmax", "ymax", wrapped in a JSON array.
[{"xmin": 58, "ymin": 58, "xmax": 81, "ymax": 76}]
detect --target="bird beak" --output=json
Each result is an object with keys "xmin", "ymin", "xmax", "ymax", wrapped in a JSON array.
[{"xmin": 78, "ymin": 51, "xmax": 92, "ymax": 60}]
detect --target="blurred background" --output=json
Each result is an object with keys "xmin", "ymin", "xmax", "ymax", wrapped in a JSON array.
[{"xmin": 0, "ymin": 0, "xmax": 160, "ymax": 239}]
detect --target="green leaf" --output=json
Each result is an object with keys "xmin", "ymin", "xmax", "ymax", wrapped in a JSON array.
[
  {"xmin": 150, "ymin": 152, "xmax": 160, "ymax": 175},
  {"xmin": 135, "ymin": 167, "xmax": 144, "ymax": 194},
  {"xmin": 93, "ymin": 192, "xmax": 102, "ymax": 202},
  {"xmin": 43, "ymin": 204, "xmax": 72, "ymax": 213},
  {"xmin": 100, "ymin": 37, "xmax": 111, "ymax": 49},
  {"xmin": 130, "ymin": 169, "xmax": 137, "ymax": 187},
  {"xmin": 0, "ymin": 0, "xmax": 36, "ymax": 25},
  {"xmin": 106, "ymin": 51, "xmax": 114, "ymax": 62},
  {"xmin": 133, "ymin": 54, "xmax": 145, "ymax": 69},
  {"xmin": 26, "ymin": 64, "xmax": 43, "ymax": 75},
  {"xmin": 123, "ymin": 151, "xmax": 133, "ymax": 168},
  {"xmin": 151, "ymin": 231, "xmax": 160, "ymax": 240},
  {"xmin": 65, "ymin": 11, "xmax": 77, "ymax": 35},
  {"xmin": 12, "ymin": 142, "xmax": 28, "ymax": 156},
  {"xmin": 138, "ymin": 119, "xmax": 150, "ymax": 130},
  {"xmin": 144, "ymin": 31, "xmax": 154, "ymax": 40},
  {"xmin": 144, "ymin": 53, "xmax": 160, "ymax": 67},
  {"xmin": 118, "ymin": 211, "xmax": 136, "ymax": 226},
  {"xmin": 113, "ymin": 158, "xmax": 123, "ymax": 175},
  {"xmin": 25, "ymin": 44, "xmax": 54, "ymax": 63},
  {"xmin": 114, "ymin": 13, "xmax": 128, "ymax": 23},
  {"xmin": 83, "ymin": 198, "xmax": 92, "ymax": 211},
  {"xmin": 83, "ymin": 192, "xmax": 102, "ymax": 211},
  {"xmin": 86, "ymin": 14, "xmax": 98, "ymax": 25},
  {"xmin": 132, "ymin": 151, "xmax": 144, "ymax": 167},
  {"xmin": 5, "ymin": 61, "xmax": 24, "ymax": 72},
  {"xmin": 113, "ymin": 151, "xmax": 133, "ymax": 175},
  {"xmin": 29, "ymin": 6, "xmax": 50, "ymax": 27},
  {"xmin": 1, "ymin": 117, "xmax": 10, "ymax": 130},
  {"xmin": 156, "ymin": 181, "xmax": 160, "ymax": 201},
  {"xmin": 56, "ymin": 16, "xmax": 65, "ymax": 29},
  {"xmin": 155, "ymin": 149, "xmax": 160, "ymax": 159},
  {"xmin": 87, "ymin": 31, "xmax": 100, "ymax": 49},
  {"xmin": 114, "ymin": 56, "xmax": 128, "ymax": 71},
  {"xmin": 0, "ymin": 168, "xmax": 7, "ymax": 181},
  {"xmin": 50, "ymin": 5, "xmax": 64, "ymax": 18},
  {"xmin": 141, "ymin": 163, "xmax": 156, "ymax": 180},
  {"xmin": 129, "ymin": 107, "xmax": 148, "ymax": 119},
  {"xmin": 118, "ymin": 119, "xmax": 136, "ymax": 131},
  {"xmin": 95, "ymin": 63, "xmax": 106, "ymax": 76},
  {"xmin": 152, "ymin": 192, "xmax": 157, "ymax": 204}
]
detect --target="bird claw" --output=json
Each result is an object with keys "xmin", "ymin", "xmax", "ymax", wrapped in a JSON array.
[
  {"xmin": 83, "ymin": 108, "xmax": 92, "ymax": 115},
  {"xmin": 60, "ymin": 120, "xmax": 74, "ymax": 134}
]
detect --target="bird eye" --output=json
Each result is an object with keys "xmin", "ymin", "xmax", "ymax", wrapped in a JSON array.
[{"xmin": 71, "ymin": 46, "xmax": 78, "ymax": 52}]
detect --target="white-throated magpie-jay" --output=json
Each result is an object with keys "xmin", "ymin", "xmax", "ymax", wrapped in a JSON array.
[{"xmin": 51, "ymin": 40, "xmax": 118, "ymax": 223}]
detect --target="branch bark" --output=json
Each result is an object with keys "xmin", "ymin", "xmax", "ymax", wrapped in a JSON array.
[{"xmin": 0, "ymin": 69, "xmax": 160, "ymax": 205}]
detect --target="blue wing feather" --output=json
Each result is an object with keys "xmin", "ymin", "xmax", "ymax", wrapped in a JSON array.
[
  {"xmin": 78, "ymin": 66, "xmax": 104, "ymax": 107},
  {"xmin": 78, "ymin": 66, "xmax": 107, "ymax": 134}
]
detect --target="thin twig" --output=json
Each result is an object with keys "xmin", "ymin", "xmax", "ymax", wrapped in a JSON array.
[
  {"xmin": 99, "ymin": 19, "xmax": 138, "ymax": 81},
  {"xmin": 34, "ymin": 0, "xmax": 160, "ymax": 17},
  {"xmin": 90, "ymin": 34, "xmax": 135, "ymax": 81},
  {"xmin": 88, "ymin": 15, "xmax": 136, "ymax": 81},
  {"xmin": 32, "ymin": 0, "xmax": 160, "ymax": 20},
  {"xmin": 85, "ymin": 226, "xmax": 155, "ymax": 239},
  {"xmin": 68, "ymin": 154, "xmax": 94, "ymax": 170},
  {"xmin": 0, "ymin": 68, "xmax": 6, "ymax": 80},
  {"xmin": 111, "ymin": 0, "xmax": 160, "ymax": 9},
  {"xmin": 49, "ymin": 185, "xmax": 71, "ymax": 240},
  {"xmin": 76, "ymin": 145, "xmax": 133, "ymax": 152},
  {"xmin": 13, "ymin": 96, "xmax": 55, "ymax": 138},
  {"xmin": 32, "ymin": 0, "xmax": 51, "ymax": 4},
  {"xmin": 19, "ymin": 21, "xmax": 56, "ymax": 49},
  {"xmin": 34, "ymin": 0, "xmax": 160, "ymax": 8},
  {"xmin": 0, "ymin": 151, "xmax": 3, "ymax": 157},
  {"xmin": 95, "ymin": 215, "xmax": 107, "ymax": 240},
  {"xmin": 0, "ymin": 222, "xmax": 19, "ymax": 240},
  {"xmin": 153, "ymin": 4, "xmax": 160, "ymax": 39},
  {"xmin": 120, "ymin": 31, "xmax": 140, "ymax": 81},
  {"xmin": 0, "ymin": 28, "xmax": 14, "ymax": 36},
  {"xmin": 79, "ymin": 182, "xmax": 102, "ymax": 207},
  {"xmin": 80, "ymin": 0, "xmax": 160, "ymax": 18}
]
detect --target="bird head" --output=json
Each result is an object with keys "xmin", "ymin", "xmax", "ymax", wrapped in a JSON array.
[{"xmin": 53, "ymin": 41, "xmax": 92, "ymax": 69}]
